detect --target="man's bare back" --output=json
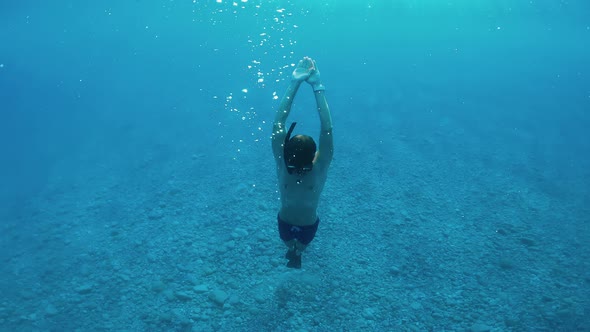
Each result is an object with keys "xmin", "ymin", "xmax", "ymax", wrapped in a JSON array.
[{"xmin": 277, "ymin": 155, "xmax": 329, "ymax": 226}]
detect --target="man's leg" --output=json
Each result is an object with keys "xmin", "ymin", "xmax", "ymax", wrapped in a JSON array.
[
  {"xmin": 294, "ymin": 241, "xmax": 307, "ymax": 254},
  {"xmin": 284, "ymin": 239, "xmax": 297, "ymax": 258},
  {"xmin": 284, "ymin": 240, "xmax": 307, "ymax": 253},
  {"xmin": 286, "ymin": 240, "xmax": 303, "ymax": 269},
  {"xmin": 286, "ymin": 219, "xmax": 319, "ymax": 269},
  {"xmin": 278, "ymin": 215, "xmax": 296, "ymax": 256}
]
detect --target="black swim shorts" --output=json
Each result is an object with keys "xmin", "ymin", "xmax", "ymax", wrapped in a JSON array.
[{"xmin": 277, "ymin": 214, "xmax": 320, "ymax": 245}]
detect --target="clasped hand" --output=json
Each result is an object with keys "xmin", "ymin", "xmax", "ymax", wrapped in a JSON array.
[{"xmin": 292, "ymin": 56, "xmax": 321, "ymax": 87}]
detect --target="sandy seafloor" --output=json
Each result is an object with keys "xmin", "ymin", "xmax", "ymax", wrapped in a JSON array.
[{"xmin": 0, "ymin": 88, "xmax": 588, "ymax": 332}]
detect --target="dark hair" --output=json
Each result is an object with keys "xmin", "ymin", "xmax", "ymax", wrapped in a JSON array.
[{"xmin": 284, "ymin": 134, "xmax": 316, "ymax": 169}]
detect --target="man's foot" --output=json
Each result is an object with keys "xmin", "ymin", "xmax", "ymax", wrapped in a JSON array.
[{"xmin": 286, "ymin": 252, "xmax": 302, "ymax": 269}]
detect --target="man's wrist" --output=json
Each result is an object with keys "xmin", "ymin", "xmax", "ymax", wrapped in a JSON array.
[{"xmin": 312, "ymin": 83, "xmax": 325, "ymax": 92}]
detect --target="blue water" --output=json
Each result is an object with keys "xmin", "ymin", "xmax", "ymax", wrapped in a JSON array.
[{"xmin": 1, "ymin": 1, "xmax": 589, "ymax": 331}]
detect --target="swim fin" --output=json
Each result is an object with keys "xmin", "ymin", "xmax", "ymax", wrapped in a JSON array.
[
  {"xmin": 285, "ymin": 249, "xmax": 297, "ymax": 260},
  {"xmin": 286, "ymin": 250, "xmax": 302, "ymax": 269}
]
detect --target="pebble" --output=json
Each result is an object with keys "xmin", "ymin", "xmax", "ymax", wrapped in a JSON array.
[
  {"xmin": 148, "ymin": 210, "xmax": 164, "ymax": 220},
  {"xmin": 231, "ymin": 228, "xmax": 249, "ymax": 238},
  {"xmin": 152, "ymin": 280, "xmax": 165, "ymax": 292},
  {"xmin": 362, "ymin": 307, "xmax": 376, "ymax": 320},
  {"xmin": 520, "ymin": 237, "xmax": 536, "ymax": 247},
  {"xmin": 175, "ymin": 291, "xmax": 193, "ymax": 301},
  {"xmin": 193, "ymin": 284, "xmax": 208, "ymax": 293},
  {"xmin": 253, "ymin": 293, "xmax": 266, "ymax": 304},
  {"xmin": 44, "ymin": 304, "xmax": 58, "ymax": 316},
  {"xmin": 203, "ymin": 267, "xmax": 216, "ymax": 276},
  {"xmin": 410, "ymin": 302, "xmax": 422, "ymax": 310},
  {"xmin": 470, "ymin": 323, "xmax": 491, "ymax": 332},
  {"xmin": 389, "ymin": 266, "xmax": 401, "ymax": 276},
  {"xmin": 208, "ymin": 290, "xmax": 228, "ymax": 306},
  {"xmin": 76, "ymin": 284, "xmax": 93, "ymax": 294}
]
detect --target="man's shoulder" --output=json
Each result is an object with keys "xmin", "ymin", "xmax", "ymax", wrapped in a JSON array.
[
  {"xmin": 310, "ymin": 166, "xmax": 329, "ymax": 184},
  {"xmin": 313, "ymin": 155, "xmax": 332, "ymax": 174}
]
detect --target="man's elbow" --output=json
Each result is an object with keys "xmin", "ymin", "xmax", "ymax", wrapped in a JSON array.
[
  {"xmin": 320, "ymin": 145, "xmax": 334, "ymax": 161},
  {"xmin": 327, "ymin": 148, "xmax": 334, "ymax": 161},
  {"xmin": 321, "ymin": 127, "xmax": 333, "ymax": 135}
]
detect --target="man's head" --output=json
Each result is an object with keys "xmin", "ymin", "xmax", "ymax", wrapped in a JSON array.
[
  {"xmin": 284, "ymin": 122, "xmax": 316, "ymax": 174},
  {"xmin": 285, "ymin": 134, "xmax": 316, "ymax": 173}
]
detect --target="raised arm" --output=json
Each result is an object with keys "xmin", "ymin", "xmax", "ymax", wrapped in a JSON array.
[
  {"xmin": 272, "ymin": 80, "xmax": 302, "ymax": 161},
  {"xmin": 307, "ymin": 60, "xmax": 333, "ymax": 170},
  {"xmin": 272, "ymin": 57, "xmax": 316, "ymax": 162}
]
